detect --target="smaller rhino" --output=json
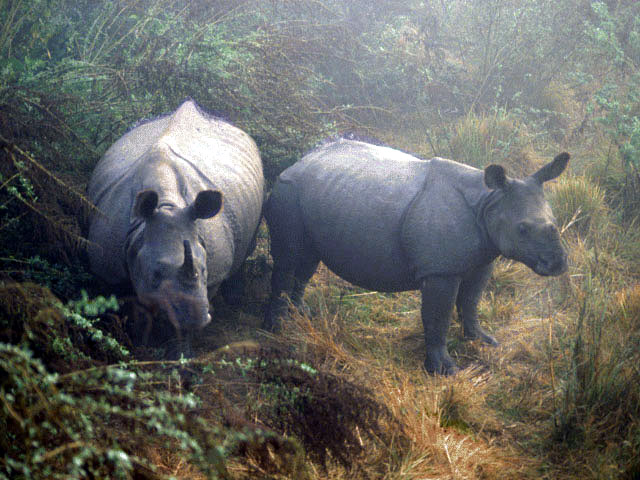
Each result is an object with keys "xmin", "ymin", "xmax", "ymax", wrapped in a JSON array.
[
  {"xmin": 87, "ymin": 100, "xmax": 264, "ymax": 355},
  {"xmin": 264, "ymin": 138, "xmax": 568, "ymax": 375}
]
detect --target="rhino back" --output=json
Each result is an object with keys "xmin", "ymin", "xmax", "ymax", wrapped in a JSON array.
[
  {"xmin": 87, "ymin": 100, "xmax": 263, "ymax": 285},
  {"xmin": 282, "ymin": 139, "xmax": 428, "ymax": 291},
  {"xmin": 87, "ymin": 115, "xmax": 172, "ymax": 202}
]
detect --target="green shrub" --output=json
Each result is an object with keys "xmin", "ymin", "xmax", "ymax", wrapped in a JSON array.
[
  {"xmin": 0, "ymin": 283, "xmax": 316, "ymax": 479},
  {"xmin": 0, "ymin": 256, "xmax": 91, "ymax": 300},
  {"xmin": 0, "ymin": 343, "xmax": 242, "ymax": 480},
  {"xmin": 584, "ymin": 144, "xmax": 640, "ymax": 226},
  {"xmin": 0, "ymin": 283, "xmax": 128, "ymax": 369}
]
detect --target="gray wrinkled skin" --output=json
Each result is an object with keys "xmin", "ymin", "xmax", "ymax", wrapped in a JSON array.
[
  {"xmin": 88, "ymin": 100, "xmax": 264, "ymax": 344},
  {"xmin": 264, "ymin": 139, "xmax": 568, "ymax": 375}
]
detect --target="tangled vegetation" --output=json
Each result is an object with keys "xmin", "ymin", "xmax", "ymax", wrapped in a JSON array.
[{"xmin": 1, "ymin": 0, "xmax": 640, "ymax": 478}]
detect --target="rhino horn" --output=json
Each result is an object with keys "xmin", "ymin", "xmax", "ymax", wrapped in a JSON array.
[{"xmin": 181, "ymin": 240, "xmax": 196, "ymax": 278}]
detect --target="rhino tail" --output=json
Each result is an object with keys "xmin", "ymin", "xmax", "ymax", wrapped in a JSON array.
[{"xmin": 265, "ymin": 179, "xmax": 305, "ymax": 260}]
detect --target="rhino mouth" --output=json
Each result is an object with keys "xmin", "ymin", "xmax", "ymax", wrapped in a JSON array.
[
  {"xmin": 171, "ymin": 295, "xmax": 211, "ymax": 330},
  {"xmin": 530, "ymin": 253, "xmax": 568, "ymax": 277},
  {"xmin": 139, "ymin": 287, "xmax": 211, "ymax": 331},
  {"xmin": 509, "ymin": 250, "xmax": 567, "ymax": 277}
]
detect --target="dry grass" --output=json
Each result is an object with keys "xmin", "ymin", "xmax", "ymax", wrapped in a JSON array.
[
  {"xmin": 250, "ymin": 264, "xmax": 547, "ymax": 479},
  {"xmin": 3, "ymin": 217, "xmax": 636, "ymax": 479},
  {"xmin": 549, "ymin": 175, "xmax": 609, "ymax": 236},
  {"xmin": 182, "ymin": 187, "xmax": 638, "ymax": 478}
]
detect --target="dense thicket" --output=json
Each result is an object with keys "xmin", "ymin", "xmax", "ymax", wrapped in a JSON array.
[{"xmin": 2, "ymin": 1, "xmax": 638, "ymax": 172}]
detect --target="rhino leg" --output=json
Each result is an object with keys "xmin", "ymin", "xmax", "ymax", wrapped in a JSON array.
[
  {"xmin": 289, "ymin": 254, "xmax": 319, "ymax": 315},
  {"xmin": 220, "ymin": 269, "xmax": 245, "ymax": 305},
  {"xmin": 263, "ymin": 181, "xmax": 311, "ymax": 331},
  {"xmin": 456, "ymin": 264, "xmax": 498, "ymax": 346},
  {"xmin": 421, "ymin": 276, "xmax": 461, "ymax": 375},
  {"xmin": 265, "ymin": 239, "xmax": 318, "ymax": 329},
  {"xmin": 166, "ymin": 329, "xmax": 195, "ymax": 360},
  {"xmin": 265, "ymin": 251, "xmax": 318, "ymax": 331}
]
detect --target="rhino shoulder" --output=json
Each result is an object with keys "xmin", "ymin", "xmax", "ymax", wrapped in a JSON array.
[{"xmin": 400, "ymin": 158, "xmax": 491, "ymax": 279}]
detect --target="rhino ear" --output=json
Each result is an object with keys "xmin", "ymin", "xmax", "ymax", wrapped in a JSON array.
[
  {"xmin": 532, "ymin": 152, "xmax": 570, "ymax": 184},
  {"xmin": 133, "ymin": 190, "xmax": 159, "ymax": 220},
  {"xmin": 189, "ymin": 190, "xmax": 222, "ymax": 220},
  {"xmin": 484, "ymin": 165, "xmax": 508, "ymax": 190}
]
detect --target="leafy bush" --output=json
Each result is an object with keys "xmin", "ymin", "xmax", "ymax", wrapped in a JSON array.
[
  {"xmin": 0, "ymin": 281, "xmax": 408, "ymax": 477},
  {"xmin": 0, "ymin": 283, "xmax": 127, "ymax": 369},
  {"xmin": 575, "ymin": 2, "xmax": 640, "ymax": 223}
]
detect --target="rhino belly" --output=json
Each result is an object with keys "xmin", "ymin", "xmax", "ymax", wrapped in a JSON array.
[
  {"xmin": 300, "ymin": 190, "xmax": 418, "ymax": 293},
  {"xmin": 318, "ymin": 240, "xmax": 418, "ymax": 292}
]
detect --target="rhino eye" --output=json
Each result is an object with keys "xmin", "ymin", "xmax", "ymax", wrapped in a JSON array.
[{"xmin": 518, "ymin": 222, "xmax": 531, "ymax": 237}]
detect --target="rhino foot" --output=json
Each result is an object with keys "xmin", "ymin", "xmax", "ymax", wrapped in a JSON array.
[
  {"xmin": 262, "ymin": 305, "xmax": 282, "ymax": 332},
  {"xmin": 424, "ymin": 346, "xmax": 460, "ymax": 376},
  {"xmin": 166, "ymin": 335, "xmax": 195, "ymax": 360},
  {"xmin": 464, "ymin": 326, "xmax": 499, "ymax": 347},
  {"xmin": 262, "ymin": 295, "xmax": 311, "ymax": 332}
]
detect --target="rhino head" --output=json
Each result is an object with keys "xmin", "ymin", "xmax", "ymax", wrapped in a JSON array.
[
  {"xmin": 127, "ymin": 189, "xmax": 223, "ymax": 331},
  {"xmin": 483, "ymin": 153, "xmax": 569, "ymax": 276}
]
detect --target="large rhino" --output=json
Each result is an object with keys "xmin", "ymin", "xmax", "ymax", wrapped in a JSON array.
[
  {"xmin": 87, "ymin": 100, "xmax": 264, "ymax": 353},
  {"xmin": 264, "ymin": 138, "xmax": 568, "ymax": 375}
]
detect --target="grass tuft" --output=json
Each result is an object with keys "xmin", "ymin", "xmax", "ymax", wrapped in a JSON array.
[
  {"xmin": 447, "ymin": 109, "xmax": 538, "ymax": 176},
  {"xmin": 549, "ymin": 175, "xmax": 609, "ymax": 236}
]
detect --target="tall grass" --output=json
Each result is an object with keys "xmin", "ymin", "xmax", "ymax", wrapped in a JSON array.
[
  {"xmin": 269, "ymin": 303, "xmax": 530, "ymax": 479},
  {"xmin": 446, "ymin": 109, "xmax": 538, "ymax": 176},
  {"xmin": 552, "ymin": 277, "xmax": 640, "ymax": 478},
  {"xmin": 549, "ymin": 175, "xmax": 608, "ymax": 236},
  {"xmin": 479, "ymin": 164, "xmax": 640, "ymax": 478}
]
